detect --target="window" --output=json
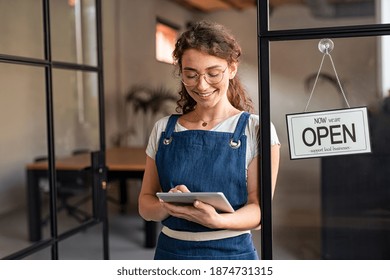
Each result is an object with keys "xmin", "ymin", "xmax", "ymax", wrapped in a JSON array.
[{"xmin": 155, "ymin": 19, "xmax": 179, "ymax": 64}]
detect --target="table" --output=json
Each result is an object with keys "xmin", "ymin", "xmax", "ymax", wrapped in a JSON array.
[{"xmin": 26, "ymin": 147, "xmax": 157, "ymax": 248}]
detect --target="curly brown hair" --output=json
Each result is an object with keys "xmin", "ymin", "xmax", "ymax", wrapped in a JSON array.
[{"xmin": 172, "ymin": 20, "xmax": 254, "ymax": 114}]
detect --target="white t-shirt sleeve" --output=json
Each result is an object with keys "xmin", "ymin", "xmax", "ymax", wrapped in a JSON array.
[
  {"xmin": 247, "ymin": 115, "xmax": 280, "ymax": 161},
  {"xmin": 145, "ymin": 116, "xmax": 170, "ymax": 160},
  {"xmin": 271, "ymin": 122, "xmax": 280, "ymax": 146}
]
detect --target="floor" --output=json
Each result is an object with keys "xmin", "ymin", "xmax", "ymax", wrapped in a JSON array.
[
  {"xmin": 0, "ymin": 185, "xmax": 321, "ymax": 260},
  {"xmin": 0, "ymin": 182, "xmax": 158, "ymax": 260}
]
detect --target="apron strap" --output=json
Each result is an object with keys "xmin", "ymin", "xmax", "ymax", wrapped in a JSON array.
[
  {"xmin": 230, "ymin": 112, "xmax": 250, "ymax": 148},
  {"xmin": 163, "ymin": 114, "xmax": 181, "ymax": 143}
]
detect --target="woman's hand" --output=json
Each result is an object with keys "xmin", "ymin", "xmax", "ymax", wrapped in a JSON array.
[
  {"xmin": 160, "ymin": 184, "xmax": 224, "ymax": 228},
  {"xmin": 168, "ymin": 184, "xmax": 190, "ymax": 193},
  {"xmin": 160, "ymin": 198, "xmax": 223, "ymax": 229}
]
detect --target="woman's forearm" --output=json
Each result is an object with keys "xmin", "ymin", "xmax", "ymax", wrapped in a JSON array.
[
  {"xmin": 217, "ymin": 203, "xmax": 261, "ymax": 230},
  {"xmin": 138, "ymin": 193, "xmax": 169, "ymax": 222}
]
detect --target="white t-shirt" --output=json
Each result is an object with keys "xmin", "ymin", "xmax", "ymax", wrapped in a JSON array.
[{"xmin": 146, "ymin": 112, "xmax": 280, "ymax": 169}]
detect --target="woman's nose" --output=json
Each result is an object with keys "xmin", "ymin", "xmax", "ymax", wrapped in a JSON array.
[{"xmin": 196, "ymin": 75, "xmax": 209, "ymax": 90}]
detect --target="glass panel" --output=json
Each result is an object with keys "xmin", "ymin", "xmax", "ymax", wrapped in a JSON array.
[
  {"xmin": 0, "ymin": 63, "xmax": 46, "ymax": 258},
  {"xmin": 53, "ymin": 69, "xmax": 99, "ymax": 156},
  {"xmin": 269, "ymin": 0, "xmax": 382, "ymax": 31},
  {"xmin": 50, "ymin": 0, "xmax": 97, "ymax": 66},
  {"xmin": 22, "ymin": 225, "xmax": 105, "ymax": 259},
  {"xmin": 269, "ymin": 36, "xmax": 390, "ymax": 259},
  {"xmin": 25, "ymin": 247, "xmax": 50, "ymax": 259},
  {"xmin": 52, "ymin": 69, "xmax": 99, "ymax": 235},
  {"xmin": 0, "ymin": 0, "xmax": 44, "ymax": 58},
  {"xmin": 57, "ymin": 225, "xmax": 103, "ymax": 259}
]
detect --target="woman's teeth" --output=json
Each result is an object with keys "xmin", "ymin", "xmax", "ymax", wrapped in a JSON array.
[{"xmin": 197, "ymin": 91, "xmax": 214, "ymax": 97}]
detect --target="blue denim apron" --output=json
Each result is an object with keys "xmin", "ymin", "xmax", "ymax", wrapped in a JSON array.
[{"xmin": 154, "ymin": 112, "xmax": 258, "ymax": 260}]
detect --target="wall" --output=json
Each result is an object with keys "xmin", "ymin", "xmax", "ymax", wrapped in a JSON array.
[{"xmin": 103, "ymin": 0, "xmax": 193, "ymax": 147}]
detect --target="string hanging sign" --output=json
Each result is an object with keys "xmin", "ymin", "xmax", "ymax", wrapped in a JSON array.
[{"xmin": 286, "ymin": 39, "xmax": 371, "ymax": 160}]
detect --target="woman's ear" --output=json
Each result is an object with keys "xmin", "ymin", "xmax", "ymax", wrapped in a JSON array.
[{"xmin": 229, "ymin": 62, "xmax": 238, "ymax": 79}]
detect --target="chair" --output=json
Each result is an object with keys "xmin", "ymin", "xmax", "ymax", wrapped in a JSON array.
[{"xmin": 38, "ymin": 149, "xmax": 92, "ymax": 226}]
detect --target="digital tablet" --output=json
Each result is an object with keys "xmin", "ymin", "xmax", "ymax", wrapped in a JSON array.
[{"xmin": 156, "ymin": 192, "xmax": 235, "ymax": 213}]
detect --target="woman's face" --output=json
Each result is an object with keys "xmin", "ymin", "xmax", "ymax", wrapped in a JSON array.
[{"xmin": 181, "ymin": 49, "xmax": 237, "ymax": 110}]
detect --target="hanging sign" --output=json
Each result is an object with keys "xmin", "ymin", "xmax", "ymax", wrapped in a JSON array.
[{"xmin": 286, "ymin": 107, "xmax": 371, "ymax": 159}]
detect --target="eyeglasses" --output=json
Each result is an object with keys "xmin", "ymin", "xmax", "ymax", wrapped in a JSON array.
[{"xmin": 181, "ymin": 66, "xmax": 228, "ymax": 87}]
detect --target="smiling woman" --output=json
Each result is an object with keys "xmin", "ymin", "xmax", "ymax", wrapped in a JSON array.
[{"xmin": 138, "ymin": 20, "xmax": 281, "ymax": 260}]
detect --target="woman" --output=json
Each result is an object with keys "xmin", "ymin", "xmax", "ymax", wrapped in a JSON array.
[{"xmin": 138, "ymin": 20, "xmax": 280, "ymax": 260}]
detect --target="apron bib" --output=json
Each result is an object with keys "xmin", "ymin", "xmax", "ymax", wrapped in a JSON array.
[{"xmin": 154, "ymin": 112, "xmax": 258, "ymax": 260}]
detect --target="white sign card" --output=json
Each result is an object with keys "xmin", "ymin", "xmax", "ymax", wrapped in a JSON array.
[{"xmin": 286, "ymin": 107, "xmax": 371, "ymax": 159}]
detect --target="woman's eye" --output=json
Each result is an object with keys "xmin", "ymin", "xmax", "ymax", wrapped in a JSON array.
[
  {"xmin": 207, "ymin": 71, "xmax": 220, "ymax": 77},
  {"xmin": 184, "ymin": 72, "xmax": 197, "ymax": 79}
]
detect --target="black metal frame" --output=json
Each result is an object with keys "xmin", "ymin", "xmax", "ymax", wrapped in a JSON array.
[
  {"xmin": 257, "ymin": 0, "xmax": 390, "ymax": 260},
  {"xmin": 1, "ymin": 0, "xmax": 108, "ymax": 260}
]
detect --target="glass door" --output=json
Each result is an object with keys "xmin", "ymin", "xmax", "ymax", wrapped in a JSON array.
[
  {"xmin": 0, "ymin": 0, "xmax": 107, "ymax": 260},
  {"xmin": 258, "ymin": 0, "xmax": 390, "ymax": 259}
]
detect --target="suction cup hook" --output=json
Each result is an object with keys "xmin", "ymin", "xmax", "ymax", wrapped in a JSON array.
[{"xmin": 318, "ymin": 38, "xmax": 334, "ymax": 54}]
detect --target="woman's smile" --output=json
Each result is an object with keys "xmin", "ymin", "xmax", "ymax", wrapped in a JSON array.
[{"xmin": 192, "ymin": 89, "xmax": 217, "ymax": 98}]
